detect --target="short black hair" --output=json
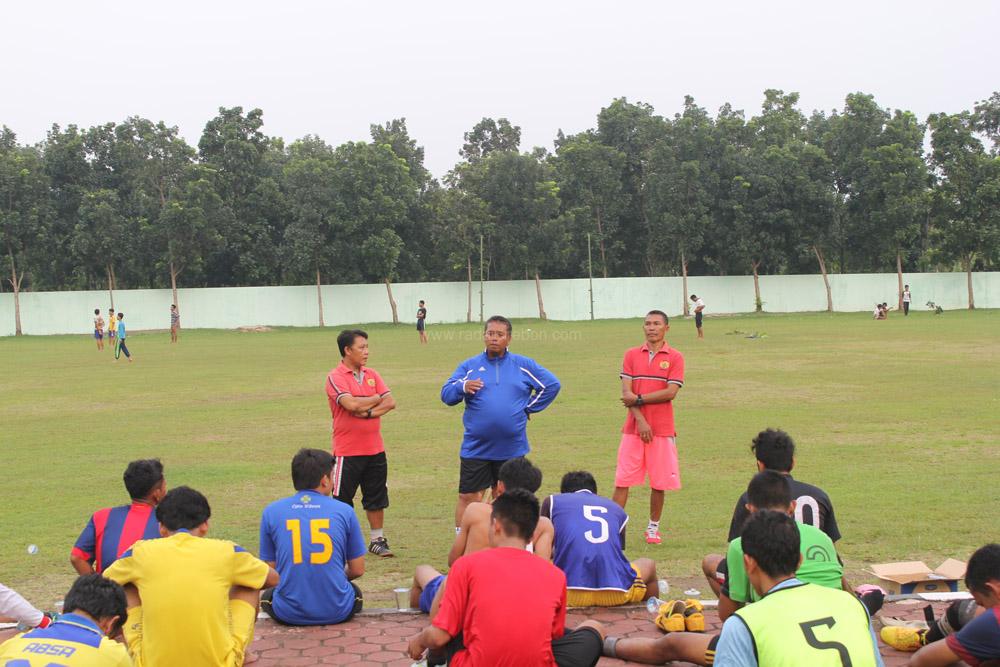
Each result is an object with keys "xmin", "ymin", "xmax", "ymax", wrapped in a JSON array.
[
  {"xmin": 337, "ymin": 329, "xmax": 368, "ymax": 357},
  {"xmin": 171, "ymin": 304, "xmax": 177, "ymax": 308},
  {"xmin": 690, "ymin": 295, "xmax": 697, "ymax": 300},
  {"xmin": 747, "ymin": 470, "xmax": 792, "ymax": 510},
  {"xmin": 419, "ymin": 300, "xmax": 424, "ymax": 304},
  {"xmin": 117, "ymin": 312, "xmax": 123, "ymax": 318},
  {"xmin": 965, "ymin": 543, "xmax": 1000, "ymax": 594},
  {"xmin": 63, "ymin": 574, "xmax": 127, "ymax": 633},
  {"xmin": 560, "ymin": 471, "xmax": 598, "ymax": 494},
  {"xmin": 751, "ymin": 428, "xmax": 795, "ymax": 472},
  {"xmin": 156, "ymin": 486, "xmax": 211, "ymax": 531},
  {"xmin": 491, "ymin": 488, "xmax": 539, "ymax": 541},
  {"xmin": 646, "ymin": 310, "xmax": 668, "ymax": 324},
  {"xmin": 123, "ymin": 459, "xmax": 164, "ymax": 500},
  {"xmin": 485, "ymin": 315, "xmax": 512, "ymax": 335},
  {"xmin": 291, "ymin": 448, "xmax": 335, "ymax": 491},
  {"xmin": 741, "ymin": 509, "xmax": 801, "ymax": 578},
  {"xmin": 498, "ymin": 457, "xmax": 542, "ymax": 493},
  {"xmin": 94, "ymin": 308, "xmax": 100, "ymax": 315}
]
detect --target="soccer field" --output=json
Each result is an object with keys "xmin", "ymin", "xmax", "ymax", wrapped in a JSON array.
[{"xmin": 2, "ymin": 310, "xmax": 998, "ymax": 608}]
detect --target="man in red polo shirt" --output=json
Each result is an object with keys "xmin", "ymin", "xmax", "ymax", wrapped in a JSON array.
[
  {"xmin": 613, "ymin": 310, "xmax": 685, "ymax": 544},
  {"xmin": 326, "ymin": 329, "xmax": 397, "ymax": 557}
]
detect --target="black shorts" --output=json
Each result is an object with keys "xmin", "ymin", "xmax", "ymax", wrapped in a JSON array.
[
  {"xmin": 333, "ymin": 452, "xmax": 389, "ymax": 510},
  {"xmin": 261, "ymin": 582, "xmax": 363, "ymax": 625},
  {"xmin": 552, "ymin": 626, "xmax": 603, "ymax": 667},
  {"xmin": 695, "ymin": 311, "xmax": 704, "ymax": 328},
  {"xmin": 417, "ymin": 319, "xmax": 425, "ymax": 331},
  {"xmin": 459, "ymin": 457, "xmax": 507, "ymax": 494}
]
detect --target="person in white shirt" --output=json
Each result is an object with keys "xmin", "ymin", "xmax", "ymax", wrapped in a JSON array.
[
  {"xmin": 902, "ymin": 285, "xmax": 911, "ymax": 316},
  {"xmin": 690, "ymin": 295, "xmax": 706, "ymax": 339}
]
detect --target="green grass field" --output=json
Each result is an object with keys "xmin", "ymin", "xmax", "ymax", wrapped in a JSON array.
[{"xmin": 2, "ymin": 311, "xmax": 998, "ymax": 609}]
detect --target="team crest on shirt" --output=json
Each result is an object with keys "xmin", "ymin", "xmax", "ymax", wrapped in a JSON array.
[
  {"xmin": 300, "ymin": 495, "xmax": 311, "ymax": 504},
  {"xmin": 367, "ymin": 378, "xmax": 376, "ymax": 387},
  {"xmin": 660, "ymin": 361, "xmax": 670, "ymax": 370}
]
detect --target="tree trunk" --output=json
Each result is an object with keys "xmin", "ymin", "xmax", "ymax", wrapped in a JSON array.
[
  {"xmin": 385, "ymin": 278, "xmax": 399, "ymax": 324},
  {"xmin": 964, "ymin": 254, "xmax": 975, "ymax": 310},
  {"xmin": 466, "ymin": 256, "xmax": 472, "ymax": 323},
  {"xmin": 106, "ymin": 264, "xmax": 115, "ymax": 310},
  {"xmin": 681, "ymin": 250, "xmax": 690, "ymax": 317},
  {"xmin": 752, "ymin": 260, "xmax": 762, "ymax": 313},
  {"xmin": 896, "ymin": 250, "xmax": 904, "ymax": 311},
  {"xmin": 169, "ymin": 260, "xmax": 180, "ymax": 311},
  {"xmin": 595, "ymin": 206, "xmax": 608, "ymax": 279},
  {"xmin": 316, "ymin": 267, "xmax": 325, "ymax": 327},
  {"xmin": 8, "ymin": 246, "xmax": 23, "ymax": 336},
  {"xmin": 534, "ymin": 271, "xmax": 547, "ymax": 320},
  {"xmin": 813, "ymin": 245, "xmax": 833, "ymax": 312}
]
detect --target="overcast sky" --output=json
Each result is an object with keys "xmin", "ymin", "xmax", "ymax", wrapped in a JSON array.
[{"xmin": 3, "ymin": 0, "xmax": 997, "ymax": 177}]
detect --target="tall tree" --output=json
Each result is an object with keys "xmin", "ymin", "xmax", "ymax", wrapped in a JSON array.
[
  {"xmin": 73, "ymin": 189, "xmax": 128, "ymax": 307},
  {"xmin": 459, "ymin": 118, "xmax": 521, "ymax": 163}
]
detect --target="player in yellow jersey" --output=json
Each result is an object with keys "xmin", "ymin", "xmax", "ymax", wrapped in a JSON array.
[{"xmin": 0, "ymin": 574, "xmax": 131, "ymax": 667}]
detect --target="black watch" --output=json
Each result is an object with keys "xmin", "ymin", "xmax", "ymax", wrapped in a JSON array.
[{"xmin": 635, "ymin": 394, "xmax": 644, "ymax": 406}]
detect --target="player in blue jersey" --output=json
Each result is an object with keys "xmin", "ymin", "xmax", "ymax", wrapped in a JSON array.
[
  {"xmin": 542, "ymin": 471, "xmax": 659, "ymax": 607},
  {"xmin": 259, "ymin": 448, "xmax": 366, "ymax": 625},
  {"xmin": 113, "ymin": 312, "xmax": 131, "ymax": 362},
  {"xmin": 71, "ymin": 459, "xmax": 166, "ymax": 575},
  {"xmin": 441, "ymin": 315, "xmax": 561, "ymax": 530},
  {"xmin": 0, "ymin": 574, "xmax": 131, "ymax": 667}
]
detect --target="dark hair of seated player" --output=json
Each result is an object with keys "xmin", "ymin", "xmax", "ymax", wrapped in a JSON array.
[
  {"xmin": 747, "ymin": 470, "xmax": 793, "ymax": 510},
  {"xmin": 291, "ymin": 448, "xmax": 335, "ymax": 491},
  {"xmin": 966, "ymin": 543, "xmax": 1000, "ymax": 594},
  {"xmin": 498, "ymin": 457, "xmax": 543, "ymax": 493},
  {"xmin": 156, "ymin": 486, "xmax": 211, "ymax": 531},
  {"xmin": 560, "ymin": 470, "xmax": 598, "ymax": 494},
  {"xmin": 741, "ymin": 510, "xmax": 801, "ymax": 578},
  {"xmin": 751, "ymin": 428, "xmax": 795, "ymax": 472},
  {"xmin": 123, "ymin": 459, "xmax": 164, "ymax": 500},
  {"xmin": 491, "ymin": 488, "xmax": 540, "ymax": 542},
  {"xmin": 64, "ymin": 574, "xmax": 128, "ymax": 635}
]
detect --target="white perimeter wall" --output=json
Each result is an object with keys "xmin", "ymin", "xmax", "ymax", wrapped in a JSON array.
[{"xmin": 1, "ymin": 272, "xmax": 996, "ymax": 336}]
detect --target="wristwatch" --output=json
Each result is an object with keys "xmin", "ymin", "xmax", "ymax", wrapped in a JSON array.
[
  {"xmin": 635, "ymin": 394, "xmax": 644, "ymax": 406},
  {"xmin": 366, "ymin": 408, "xmax": 373, "ymax": 419}
]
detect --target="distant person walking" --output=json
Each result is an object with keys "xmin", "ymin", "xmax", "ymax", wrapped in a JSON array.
[
  {"xmin": 614, "ymin": 310, "xmax": 684, "ymax": 545},
  {"xmin": 94, "ymin": 309, "xmax": 105, "ymax": 351},
  {"xmin": 417, "ymin": 300, "xmax": 428, "ymax": 344},
  {"xmin": 690, "ymin": 295, "xmax": 706, "ymax": 339},
  {"xmin": 902, "ymin": 284, "xmax": 911, "ymax": 316},
  {"xmin": 441, "ymin": 315, "xmax": 561, "ymax": 531},
  {"xmin": 170, "ymin": 304, "xmax": 180, "ymax": 343},
  {"xmin": 114, "ymin": 312, "xmax": 132, "ymax": 363}
]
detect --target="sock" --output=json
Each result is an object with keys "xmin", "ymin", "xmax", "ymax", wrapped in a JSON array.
[
  {"xmin": 602, "ymin": 636, "xmax": 619, "ymax": 658},
  {"xmin": 646, "ymin": 520, "xmax": 660, "ymax": 533},
  {"xmin": 370, "ymin": 529, "xmax": 384, "ymax": 540}
]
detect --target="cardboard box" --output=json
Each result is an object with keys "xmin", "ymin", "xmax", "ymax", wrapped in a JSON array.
[{"xmin": 869, "ymin": 559, "xmax": 966, "ymax": 595}]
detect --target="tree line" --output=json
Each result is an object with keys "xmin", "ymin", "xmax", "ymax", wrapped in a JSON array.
[{"xmin": 2, "ymin": 91, "xmax": 999, "ymax": 334}]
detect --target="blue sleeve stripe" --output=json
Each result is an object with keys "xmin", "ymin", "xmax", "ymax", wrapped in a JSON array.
[{"xmin": 233, "ymin": 545, "xmax": 248, "ymax": 553}]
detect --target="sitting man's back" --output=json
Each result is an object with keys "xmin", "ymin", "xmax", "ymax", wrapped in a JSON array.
[
  {"xmin": 0, "ymin": 574, "xmax": 131, "ymax": 667},
  {"xmin": 259, "ymin": 448, "xmax": 366, "ymax": 625},
  {"xmin": 104, "ymin": 486, "xmax": 278, "ymax": 667}
]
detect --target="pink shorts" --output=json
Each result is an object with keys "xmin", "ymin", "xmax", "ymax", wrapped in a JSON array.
[{"xmin": 614, "ymin": 434, "xmax": 681, "ymax": 490}]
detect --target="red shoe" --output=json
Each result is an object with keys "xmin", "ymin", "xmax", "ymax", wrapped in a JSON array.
[{"xmin": 645, "ymin": 528, "xmax": 662, "ymax": 544}]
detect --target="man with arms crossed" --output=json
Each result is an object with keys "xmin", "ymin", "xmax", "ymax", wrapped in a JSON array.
[
  {"xmin": 407, "ymin": 489, "xmax": 603, "ymax": 667},
  {"xmin": 326, "ymin": 328, "xmax": 397, "ymax": 557},
  {"xmin": 543, "ymin": 471, "xmax": 661, "ymax": 608},
  {"xmin": 441, "ymin": 315, "xmax": 561, "ymax": 531},
  {"xmin": 71, "ymin": 459, "xmax": 166, "ymax": 575},
  {"xmin": 614, "ymin": 310, "xmax": 684, "ymax": 544},
  {"xmin": 259, "ymin": 448, "xmax": 365, "ymax": 625},
  {"xmin": 690, "ymin": 295, "xmax": 706, "ymax": 339},
  {"xmin": 417, "ymin": 299, "xmax": 428, "ymax": 344},
  {"xmin": 104, "ymin": 486, "xmax": 279, "ymax": 667}
]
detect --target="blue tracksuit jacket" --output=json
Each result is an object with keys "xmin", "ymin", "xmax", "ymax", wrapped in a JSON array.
[{"xmin": 441, "ymin": 350, "xmax": 561, "ymax": 460}]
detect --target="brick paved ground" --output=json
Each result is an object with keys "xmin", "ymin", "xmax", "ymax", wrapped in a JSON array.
[{"xmin": 0, "ymin": 598, "xmax": 948, "ymax": 665}]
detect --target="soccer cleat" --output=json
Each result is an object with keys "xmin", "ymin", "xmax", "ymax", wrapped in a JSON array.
[
  {"xmin": 683, "ymin": 598, "xmax": 705, "ymax": 632},
  {"xmin": 880, "ymin": 626, "xmax": 927, "ymax": 652},
  {"xmin": 368, "ymin": 536, "xmax": 394, "ymax": 558},
  {"xmin": 654, "ymin": 600, "xmax": 686, "ymax": 633},
  {"xmin": 645, "ymin": 528, "xmax": 662, "ymax": 544}
]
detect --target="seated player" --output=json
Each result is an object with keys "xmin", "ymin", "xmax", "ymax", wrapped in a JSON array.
[
  {"xmin": 259, "ymin": 448, "xmax": 366, "ymax": 625},
  {"xmin": 104, "ymin": 486, "xmax": 279, "ymax": 667},
  {"xmin": 407, "ymin": 489, "xmax": 604, "ymax": 667},
  {"xmin": 601, "ymin": 470, "xmax": 847, "ymax": 666},
  {"xmin": 0, "ymin": 582, "xmax": 55, "ymax": 630},
  {"xmin": 71, "ymin": 458, "xmax": 166, "ymax": 575},
  {"xmin": 884, "ymin": 543, "xmax": 1000, "ymax": 666},
  {"xmin": 542, "ymin": 470, "xmax": 660, "ymax": 607},
  {"xmin": 0, "ymin": 574, "xmax": 131, "ymax": 666},
  {"xmin": 409, "ymin": 456, "xmax": 554, "ymax": 615},
  {"xmin": 703, "ymin": 428, "xmax": 840, "ymax": 597},
  {"xmin": 713, "ymin": 510, "xmax": 884, "ymax": 666}
]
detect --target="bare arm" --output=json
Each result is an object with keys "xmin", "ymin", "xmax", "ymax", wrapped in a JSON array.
[
  {"xmin": 345, "ymin": 556, "xmax": 365, "ymax": 581},
  {"xmin": 447, "ymin": 513, "xmax": 473, "ymax": 566},
  {"xmin": 533, "ymin": 517, "xmax": 554, "ymax": 561},
  {"xmin": 717, "ymin": 592, "xmax": 742, "ymax": 622},
  {"xmin": 338, "ymin": 394, "xmax": 382, "ymax": 412},
  {"xmin": 408, "ymin": 625, "xmax": 452, "ymax": 660},
  {"xmin": 638, "ymin": 385, "xmax": 681, "ymax": 404},
  {"xmin": 70, "ymin": 555, "xmax": 95, "ymax": 576},
  {"xmin": 354, "ymin": 393, "xmax": 395, "ymax": 418},
  {"xmin": 907, "ymin": 639, "xmax": 962, "ymax": 667},
  {"xmin": 263, "ymin": 565, "xmax": 280, "ymax": 589}
]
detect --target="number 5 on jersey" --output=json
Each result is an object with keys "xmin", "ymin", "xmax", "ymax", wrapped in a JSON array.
[
  {"xmin": 286, "ymin": 518, "xmax": 333, "ymax": 564},
  {"xmin": 583, "ymin": 505, "xmax": 610, "ymax": 544}
]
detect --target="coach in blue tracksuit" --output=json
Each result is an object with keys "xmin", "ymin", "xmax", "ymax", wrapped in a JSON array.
[{"xmin": 441, "ymin": 315, "xmax": 561, "ymax": 529}]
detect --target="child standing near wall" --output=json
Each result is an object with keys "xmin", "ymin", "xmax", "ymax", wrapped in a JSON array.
[
  {"xmin": 114, "ymin": 312, "xmax": 133, "ymax": 363},
  {"xmin": 93, "ymin": 309, "xmax": 105, "ymax": 351}
]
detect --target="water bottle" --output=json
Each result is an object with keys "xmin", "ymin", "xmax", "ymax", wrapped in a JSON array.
[{"xmin": 646, "ymin": 596, "xmax": 666, "ymax": 614}]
